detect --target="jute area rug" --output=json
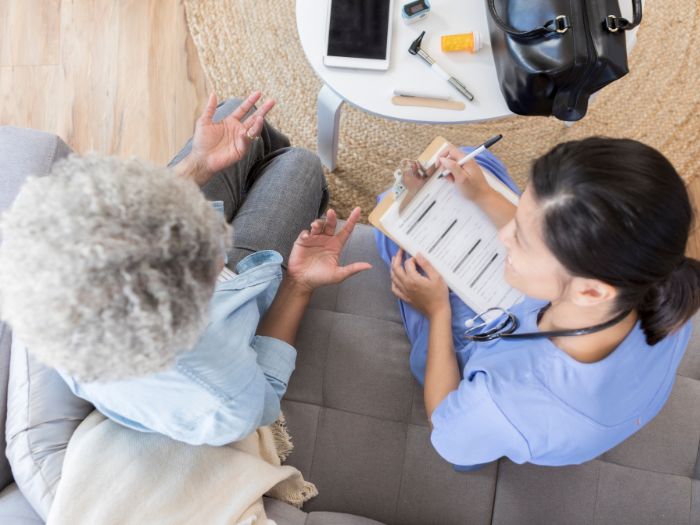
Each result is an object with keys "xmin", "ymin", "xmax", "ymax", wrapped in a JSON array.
[{"xmin": 184, "ymin": 0, "xmax": 699, "ymax": 220}]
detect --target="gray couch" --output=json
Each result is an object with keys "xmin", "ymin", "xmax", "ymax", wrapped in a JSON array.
[{"xmin": 0, "ymin": 126, "xmax": 699, "ymax": 525}]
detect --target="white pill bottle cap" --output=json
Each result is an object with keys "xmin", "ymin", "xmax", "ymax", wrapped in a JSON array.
[{"xmin": 473, "ymin": 31, "xmax": 483, "ymax": 52}]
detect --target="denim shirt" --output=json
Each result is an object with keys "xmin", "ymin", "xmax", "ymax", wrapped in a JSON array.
[{"xmin": 59, "ymin": 249, "xmax": 296, "ymax": 446}]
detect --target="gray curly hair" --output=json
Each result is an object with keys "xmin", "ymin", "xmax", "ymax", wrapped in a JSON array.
[{"xmin": 0, "ymin": 154, "xmax": 231, "ymax": 382}]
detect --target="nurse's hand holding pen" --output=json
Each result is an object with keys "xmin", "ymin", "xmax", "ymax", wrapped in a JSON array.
[
  {"xmin": 437, "ymin": 143, "xmax": 516, "ymax": 229},
  {"xmin": 436, "ymin": 144, "xmax": 491, "ymax": 202}
]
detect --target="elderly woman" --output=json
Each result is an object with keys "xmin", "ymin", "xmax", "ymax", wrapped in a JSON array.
[{"xmin": 0, "ymin": 92, "xmax": 371, "ymax": 445}]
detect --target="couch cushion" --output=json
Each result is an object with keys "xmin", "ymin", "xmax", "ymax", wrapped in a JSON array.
[
  {"xmin": 395, "ymin": 425, "xmax": 496, "ymax": 525},
  {"xmin": 295, "ymin": 405, "xmax": 408, "ymax": 524},
  {"xmin": 322, "ymin": 313, "xmax": 414, "ymax": 422},
  {"xmin": 594, "ymin": 462, "xmax": 692, "ymax": 525},
  {"xmin": 263, "ymin": 497, "xmax": 308, "ymax": 525},
  {"xmin": 678, "ymin": 314, "xmax": 700, "ymax": 381},
  {"xmin": 0, "ymin": 483, "xmax": 43, "ymax": 525},
  {"xmin": 306, "ymin": 512, "xmax": 385, "ymax": 525},
  {"xmin": 692, "ymin": 479, "xmax": 700, "ymax": 525},
  {"xmin": 279, "ymin": 400, "xmax": 321, "ymax": 477},
  {"xmin": 290, "ymin": 308, "xmax": 415, "ymax": 421},
  {"xmin": 600, "ymin": 374, "xmax": 700, "ymax": 478},
  {"xmin": 5, "ymin": 339, "xmax": 93, "ymax": 520},
  {"xmin": 492, "ymin": 459, "xmax": 694, "ymax": 525},
  {"xmin": 289, "ymin": 310, "xmax": 334, "ymax": 406},
  {"xmin": 282, "ymin": 400, "xmax": 499, "ymax": 525},
  {"xmin": 409, "ymin": 381, "xmax": 429, "ymax": 427},
  {"xmin": 263, "ymin": 496, "xmax": 386, "ymax": 525},
  {"xmin": 492, "ymin": 459, "xmax": 601, "ymax": 525}
]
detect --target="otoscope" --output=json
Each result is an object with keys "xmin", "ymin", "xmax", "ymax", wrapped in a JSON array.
[{"xmin": 408, "ymin": 31, "xmax": 475, "ymax": 102}]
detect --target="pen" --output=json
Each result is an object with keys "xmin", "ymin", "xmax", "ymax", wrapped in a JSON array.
[{"xmin": 438, "ymin": 134, "xmax": 503, "ymax": 178}]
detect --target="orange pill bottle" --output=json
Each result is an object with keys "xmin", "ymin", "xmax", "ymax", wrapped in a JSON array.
[{"xmin": 441, "ymin": 32, "xmax": 483, "ymax": 53}]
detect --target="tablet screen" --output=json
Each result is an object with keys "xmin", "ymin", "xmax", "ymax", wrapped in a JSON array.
[{"xmin": 327, "ymin": 0, "xmax": 391, "ymax": 60}]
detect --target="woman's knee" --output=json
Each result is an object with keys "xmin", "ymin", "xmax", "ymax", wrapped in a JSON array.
[
  {"xmin": 274, "ymin": 148, "xmax": 328, "ymax": 210},
  {"xmin": 278, "ymin": 148, "xmax": 323, "ymax": 179}
]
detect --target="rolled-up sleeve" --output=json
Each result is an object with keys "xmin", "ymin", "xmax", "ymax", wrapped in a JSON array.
[
  {"xmin": 430, "ymin": 371, "xmax": 531, "ymax": 466},
  {"xmin": 250, "ymin": 335, "xmax": 296, "ymax": 424}
]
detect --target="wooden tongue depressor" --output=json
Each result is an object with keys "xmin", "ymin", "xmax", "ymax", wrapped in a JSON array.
[{"xmin": 391, "ymin": 95, "xmax": 465, "ymax": 111}]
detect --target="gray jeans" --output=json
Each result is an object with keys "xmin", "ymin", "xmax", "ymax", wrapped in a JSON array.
[{"xmin": 169, "ymin": 99, "xmax": 329, "ymax": 269}]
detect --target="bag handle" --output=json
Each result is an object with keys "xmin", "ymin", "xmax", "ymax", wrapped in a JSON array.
[
  {"xmin": 604, "ymin": 0, "xmax": 642, "ymax": 32},
  {"xmin": 487, "ymin": 0, "xmax": 571, "ymax": 39}
]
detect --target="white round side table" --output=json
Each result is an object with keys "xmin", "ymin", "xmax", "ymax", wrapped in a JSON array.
[{"xmin": 296, "ymin": 0, "xmax": 639, "ymax": 171}]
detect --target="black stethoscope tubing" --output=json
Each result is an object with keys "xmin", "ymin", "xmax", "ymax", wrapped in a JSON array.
[{"xmin": 464, "ymin": 306, "xmax": 632, "ymax": 342}]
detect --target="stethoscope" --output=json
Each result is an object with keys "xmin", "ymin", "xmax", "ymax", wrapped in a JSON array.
[{"xmin": 463, "ymin": 305, "xmax": 632, "ymax": 342}]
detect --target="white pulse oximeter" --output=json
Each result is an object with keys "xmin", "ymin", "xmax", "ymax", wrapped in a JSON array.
[{"xmin": 401, "ymin": 0, "xmax": 431, "ymax": 24}]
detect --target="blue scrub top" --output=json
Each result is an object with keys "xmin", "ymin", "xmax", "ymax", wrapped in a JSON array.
[
  {"xmin": 374, "ymin": 147, "xmax": 691, "ymax": 467},
  {"xmin": 430, "ymin": 296, "xmax": 689, "ymax": 467}
]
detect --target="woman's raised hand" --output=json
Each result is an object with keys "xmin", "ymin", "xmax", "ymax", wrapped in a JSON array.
[
  {"xmin": 183, "ymin": 91, "xmax": 275, "ymax": 186},
  {"xmin": 287, "ymin": 207, "xmax": 372, "ymax": 293},
  {"xmin": 437, "ymin": 143, "xmax": 491, "ymax": 202}
]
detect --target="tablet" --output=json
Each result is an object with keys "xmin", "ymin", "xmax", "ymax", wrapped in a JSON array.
[{"xmin": 323, "ymin": 0, "xmax": 394, "ymax": 71}]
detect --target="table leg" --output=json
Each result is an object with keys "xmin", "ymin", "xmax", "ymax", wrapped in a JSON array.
[{"xmin": 317, "ymin": 84, "xmax": 343, "ymax": 172}]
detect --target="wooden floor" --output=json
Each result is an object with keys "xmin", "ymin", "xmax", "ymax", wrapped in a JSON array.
[
  {"xmin": 0, "ymin": 0, "xmax": 209, "ymax": 165},
  {"xmin": 1, "ymin": 0, "xmax": 699, "ymax": 258}
]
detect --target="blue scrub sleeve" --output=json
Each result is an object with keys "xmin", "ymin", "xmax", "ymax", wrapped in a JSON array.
[{"xmin": 430, "ymin": 371, "xmax": 531, "ymax": 466}]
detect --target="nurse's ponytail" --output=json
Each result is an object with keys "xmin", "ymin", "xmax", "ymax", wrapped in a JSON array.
[
  {"xmin": 638, "ymin": 257, "xmax": 700, "ymax": 343},
  {"xmin": 531, "ymin": 137, "xmax": 700, "ymax": 345}
]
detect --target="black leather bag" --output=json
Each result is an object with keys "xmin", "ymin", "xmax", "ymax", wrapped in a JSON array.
[{"xmin": 486, "ymin": 0, "xmax": 642, "ymax": 121}]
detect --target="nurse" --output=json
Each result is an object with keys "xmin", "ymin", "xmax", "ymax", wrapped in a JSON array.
[{"xmin": 375, "ymin": 137, "xmax": 700, "ymax": 468}]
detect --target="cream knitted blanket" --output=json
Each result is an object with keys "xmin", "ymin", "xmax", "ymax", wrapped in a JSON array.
[{"xmin": 47, "ymin": 411, "xmax": 317, "ymax": 525}]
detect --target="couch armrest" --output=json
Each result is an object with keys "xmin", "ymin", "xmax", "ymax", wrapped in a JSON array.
[
  {"xmin": 0, "ymin": 126, "xmax": 72, "ymax": 216},
  {"xmin": 0, "ymin": 325, "xmax": 12, "ymax": 491},
  {"xmin": 0, "ymin": 126, "xmax": 73, "ymax": 492}
]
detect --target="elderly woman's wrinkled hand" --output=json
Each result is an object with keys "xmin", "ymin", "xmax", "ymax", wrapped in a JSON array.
[
  {"xmin": 288, "ymin": 207, "xmax": 372, "ymax": 293},
  {"xmin": 182, "ymin": 91, "xmax": 275, "ymax": 187}
]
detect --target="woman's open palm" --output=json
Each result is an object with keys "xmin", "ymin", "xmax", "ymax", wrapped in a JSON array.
[
  {"xmin": 288, "ymin": 207, "xmax": 372, "ymax": 292},
  {"xmin": 190, "ymin": 91, "xmax": 275, "ymax": 175}
]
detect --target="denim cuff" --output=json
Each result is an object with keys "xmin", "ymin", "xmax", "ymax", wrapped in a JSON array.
[
  {"xmin": 251, "ymin": 335, "xmax": 297, "ymax": 386},
  {"xmin": 236, "ymin": 250, "xmax": 283, "ymax": 274},
  {"xmin": 210, "ymin": 200, "xmax": 225, "ymax": 216}
]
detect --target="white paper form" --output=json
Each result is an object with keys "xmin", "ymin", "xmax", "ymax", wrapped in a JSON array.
[{"xmin": 380, "ymin": 170, "xmax": 524, "ymax": 313}]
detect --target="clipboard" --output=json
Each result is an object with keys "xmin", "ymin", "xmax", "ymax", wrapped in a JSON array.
[
  {"xmin": 369, "ymin": 136, "xmax": 524, "ymax": 312},
  {"xmin": 369, "ymin": 136, "xmax": 450, "ymax": 240}
]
